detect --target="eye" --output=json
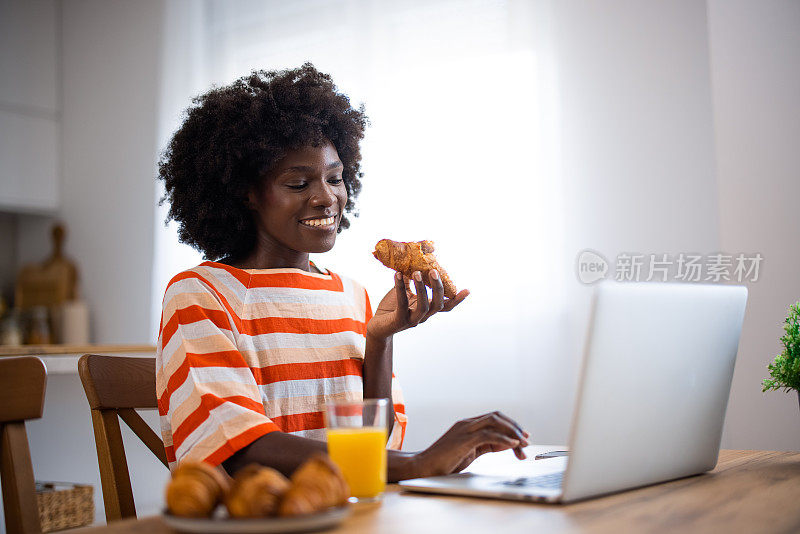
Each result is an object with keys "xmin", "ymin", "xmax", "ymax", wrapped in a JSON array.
[
  {"xmin": 286, "ymin": 183, "xmax": 307, "ymax": 190},
  {"xmin": 327, "ymin": 177, "xmax": 344, "ymax": 185}
]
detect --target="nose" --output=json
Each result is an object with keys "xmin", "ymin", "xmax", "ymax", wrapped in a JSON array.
[{"xmin": 309, "ymin": 180, "xmax": 337, "ymax": 208}]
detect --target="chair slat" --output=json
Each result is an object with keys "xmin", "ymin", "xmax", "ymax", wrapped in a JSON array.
[{"xmin": 118, "ymin": 409, "xmax": 168, "ymax": 467}]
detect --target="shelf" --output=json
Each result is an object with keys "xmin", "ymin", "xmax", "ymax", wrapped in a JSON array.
[{"xmin": 0, "ymin": 344, "xmax": 155, "ymax": 356}]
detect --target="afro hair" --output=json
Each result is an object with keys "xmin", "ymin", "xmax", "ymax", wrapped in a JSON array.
[{"xmin": 157, "ymin": 63, "xmax": 367, "ymax": 261}]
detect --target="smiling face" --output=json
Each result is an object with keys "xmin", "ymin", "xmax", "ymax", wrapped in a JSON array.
[{"xmin": 247, "ymin": 140, "xmax": 348, "ymax": 260}]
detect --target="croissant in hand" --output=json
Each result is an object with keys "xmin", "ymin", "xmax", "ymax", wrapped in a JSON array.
[
  {"xmin": 165, "ymin": 461, "xmax": 232, "ymax": 518},
  {"xmin": 225, "ymin": 464, "xmax": 291, "ymax": 518},
  {"xmin": 373, "ymin": 239, "xmax": 457, "ymax": 299},
  {"xmin": 278, "ymin": 453, "xmax": 350, "ymax": 517}
]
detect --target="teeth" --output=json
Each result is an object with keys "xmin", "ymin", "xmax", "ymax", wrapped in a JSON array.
[{"xmin": 301, "ymin": 216, "xmax": 335, "ymax": 227}]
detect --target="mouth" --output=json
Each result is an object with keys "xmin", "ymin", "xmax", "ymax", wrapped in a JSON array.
[{"xmin": 299, "ymin": 215, "xmax": 337, "ymax": 229}]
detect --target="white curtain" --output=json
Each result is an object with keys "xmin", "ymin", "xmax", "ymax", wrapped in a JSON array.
[
  {"xmin": 152, "ymin": 0, "xmax": 570, "ymax": 449},
  {"xmin": 153, "ymin": 0, "xmax": 733, "ymax": 451}
]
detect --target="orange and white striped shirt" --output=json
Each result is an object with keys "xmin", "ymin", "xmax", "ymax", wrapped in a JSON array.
[{"xmin": 156, "ymin": 261, "xmax": 407, "ymax": 469}]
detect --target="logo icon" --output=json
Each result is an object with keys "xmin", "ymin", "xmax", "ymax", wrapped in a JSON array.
[{"xmin": 576, "ymin": 249, "xmax": 608, "ymax": 284}]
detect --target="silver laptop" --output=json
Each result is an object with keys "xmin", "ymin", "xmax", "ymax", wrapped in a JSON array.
[{"xmin": 399, "ymin": 282, "xmax": 748, "ymax": 503}]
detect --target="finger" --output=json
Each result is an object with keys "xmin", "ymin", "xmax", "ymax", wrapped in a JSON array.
[
  {"xmin": 401, "ymin": 274, "xmax": 412, "ymax": 291},
  {"xmin": 403, "ymin": 275, "xmax": 417, "ymax": 306},
  {"xmin": 472, "ymin": 429, "xmax": 522, "ymax": 455},
  {"xmin": 470, "ymin": 412, "xmax": 526, "ymax": 440},
  {"xmin": 469, "ymin": 413, "xmax": 529, "ymax": 446},
  {"xmin": 442, "ymin": 289, "xmax": 470, "ymax": 312},
  {"xmin": 394, "ymin": 271, "xmax": 409, "ymax": 316},
  {"xmin": 419, "ymin": 269, "xmax": 445, "ymax": 323},
  {"xmin": 409, "ymin": 271, "xmax": 429, "ymax": 324},
  {"xmin": 475, "ymin": 439, "xmax": 527, "ymax": 461},
  {"xmin": 492, "ymin": 411, "xmax": 531, "ymax": 440}
]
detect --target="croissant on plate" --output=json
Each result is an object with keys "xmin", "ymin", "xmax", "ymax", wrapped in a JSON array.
[
  {"xmin": 278, "ymin": 453, "xmax": 350, "ymax": 517},
  {"xmin": 165, "ymin": 461, "xmax": 232, "ymax": 518},
  {"xmin": 224, "ymin": 464, "xmax": 292, "ymax": 518},
  {"xmin": 373, "ymin": 239, "xmax": 457, "ymax": 299}
]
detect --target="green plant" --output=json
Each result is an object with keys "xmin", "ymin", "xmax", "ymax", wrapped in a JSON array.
[{"xmin": 762, "ymin": 302, "xmax": 800, "ymax": 393}]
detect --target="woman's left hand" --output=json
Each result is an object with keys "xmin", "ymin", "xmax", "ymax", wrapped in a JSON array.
[{"xmin": 366, "ymin": 269, "xmax": 469, "ymax": 341}]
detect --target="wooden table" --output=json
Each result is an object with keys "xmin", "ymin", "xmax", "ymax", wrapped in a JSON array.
[{"xmin": 70, "ymin": 449, "xmax": 800, "ymax": 533}]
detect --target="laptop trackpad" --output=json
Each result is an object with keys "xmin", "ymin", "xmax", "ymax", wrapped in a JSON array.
[
  {"xmin": 497, "ymin": 471, "xmax": 564, "ymax": 489},
  {"xmin": 464, "ymin": 446, "xmax": 568, "ymax": 479}
]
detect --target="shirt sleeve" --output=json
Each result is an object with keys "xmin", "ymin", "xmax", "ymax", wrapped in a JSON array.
[
  {"xmin": 388, "ymin": 376, "xmax": 408, "ymax": 450},
  {"xmin": 156, "ymin": 273, "xmax": 280, "ymax": 469},
  {"xmin": 363, "ymin": 289, "xmax": 408, "ymax": 450}
]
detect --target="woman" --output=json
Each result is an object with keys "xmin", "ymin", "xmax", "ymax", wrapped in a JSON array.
[{"xmin": 156, "ymin": 63, "xmax": 529, "ymax": 481}]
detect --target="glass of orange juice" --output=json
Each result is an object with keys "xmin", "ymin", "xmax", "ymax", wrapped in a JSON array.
[{"xmin": 325, "ymin": 398, "xmax": 389, "ymax": 503}]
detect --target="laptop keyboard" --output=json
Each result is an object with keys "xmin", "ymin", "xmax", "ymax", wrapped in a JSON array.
[{"xmin": 497, "ymin": 472, "xmax": 564, "ymax": 489}]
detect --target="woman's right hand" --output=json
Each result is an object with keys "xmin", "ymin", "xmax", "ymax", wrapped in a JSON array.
[{"xmin": 411, "ymin": 412, "xmax": 530, "ymax": 478}]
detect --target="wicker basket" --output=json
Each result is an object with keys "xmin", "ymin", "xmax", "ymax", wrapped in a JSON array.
[{"xmin": 35, "ymin": 481, "xmax": 94, "ymax": 532}]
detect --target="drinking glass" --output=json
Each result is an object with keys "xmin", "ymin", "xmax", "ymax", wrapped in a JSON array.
[{"xmin": 324, "ymin": 398, "xmax": 389, "ymax": 503}]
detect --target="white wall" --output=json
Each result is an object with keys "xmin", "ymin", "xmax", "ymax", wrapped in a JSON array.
[
  {"xmin": 57, "ymin": 0, "xmax": 163, "ymax": 343},
  {"xmin": 545, "ymin": 0, "xmax": 721, "ymax": 446},
  {"xmin": 708, "ymin": 0, "xmax": 800, "ymax": 450},
  {"xmin": 554, "ymin": 0, "xmax": 720, "ymax": 259},
  {"xmin": 549, "ymin": 0, "xmax": 800, "ymax": 453}
]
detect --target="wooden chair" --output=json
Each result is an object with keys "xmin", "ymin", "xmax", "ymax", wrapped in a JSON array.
[
  {"xmin": 0, "ymin": 357, "xmax": 46, "ymax": 534},
  {"xmin": 78, "ymin": 354, "xmax": 167, "ymax": 521}
]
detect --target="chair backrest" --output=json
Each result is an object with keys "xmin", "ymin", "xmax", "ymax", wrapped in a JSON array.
[
  {"xmin": 0, "ymin": 356, "xmax": 47, "ymax": 534},
  {"xmin": 78, "ymin": 354, "xmax": 167, "ymax": 521}
]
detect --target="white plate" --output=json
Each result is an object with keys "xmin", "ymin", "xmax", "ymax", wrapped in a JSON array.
[{"xmin": 162, "ymin": 506, "xmax": 351, "ymax": 533}]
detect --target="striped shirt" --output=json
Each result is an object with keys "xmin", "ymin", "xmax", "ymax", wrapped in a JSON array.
[{"xmin": 156, "ymin": 261, "xmax": 407, "ymax": 469}]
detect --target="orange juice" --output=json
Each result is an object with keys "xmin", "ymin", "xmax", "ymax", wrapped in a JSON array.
[{"xmin": 327, "ymin": 426, "xmax": 387, "ymax": 499}]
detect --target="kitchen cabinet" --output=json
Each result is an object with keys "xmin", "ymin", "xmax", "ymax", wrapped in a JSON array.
[
  {"xmin": 0, "ymin": 0, "xmax": 59, "ymax": 214},
  {"xmin": 0, "ymin": 109, "xmax": 58, "ymax": 213}
]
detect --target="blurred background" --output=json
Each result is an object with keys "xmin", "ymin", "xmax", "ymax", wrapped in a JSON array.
[{"xmin": 0, "ymin": 0, "xmax": 798, "ymax": 526}]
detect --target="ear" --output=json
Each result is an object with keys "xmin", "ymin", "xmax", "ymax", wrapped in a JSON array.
[{"xmin": 245, "ymin": 190, "xmax": 257, "ymax": 210}]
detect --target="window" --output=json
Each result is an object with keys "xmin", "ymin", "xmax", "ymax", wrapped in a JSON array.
[{"xmin": 153, "ymin": 0, "xmax": 564, "ymax": 448}]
